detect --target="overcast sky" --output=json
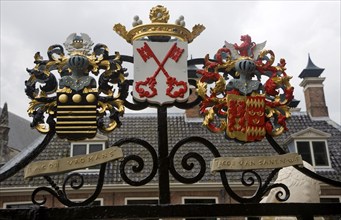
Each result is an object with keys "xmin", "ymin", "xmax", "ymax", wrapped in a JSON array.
[{"xmin": 1, "ymin": 1, "xmax": 340, "ymax": 125}]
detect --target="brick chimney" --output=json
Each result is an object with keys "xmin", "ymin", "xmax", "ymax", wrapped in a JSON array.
[{"xmin": 299, "ymin": 54, "xmax": 329, "ymax": 118}]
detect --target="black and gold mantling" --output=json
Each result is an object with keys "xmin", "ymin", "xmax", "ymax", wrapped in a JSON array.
[{"xmin": 25, "ymin": 33, "xmax": 127, "ymax": 140}]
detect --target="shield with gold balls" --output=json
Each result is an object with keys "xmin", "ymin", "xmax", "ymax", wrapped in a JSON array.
[{"xmin": 56, "ymin": 92, "xmax": 98, "ymax": 140}]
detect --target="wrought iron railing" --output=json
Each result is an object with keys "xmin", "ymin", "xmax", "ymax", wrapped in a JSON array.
[{"xmin": 1, "ymin": 57, "xmax": 341, "ymax": 220}]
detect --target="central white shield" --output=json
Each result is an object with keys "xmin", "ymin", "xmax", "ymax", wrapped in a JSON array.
[{"xmin": 133, "ymin": 40, "xmax": 189, "ymax": 105}]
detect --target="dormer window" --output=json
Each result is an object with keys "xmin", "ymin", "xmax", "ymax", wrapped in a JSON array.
[
  {"xmin": 284, "ymin": 127, "xmax": 331, "ymax": 168},
  {"xmin": 295, "ymin": 140, "xmax": 330, "ymax": 167}
]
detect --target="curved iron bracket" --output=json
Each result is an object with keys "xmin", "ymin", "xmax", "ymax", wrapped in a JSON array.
[{"xmin": 0, "ymin": 130, "xmax": 55, "ymax": 182}]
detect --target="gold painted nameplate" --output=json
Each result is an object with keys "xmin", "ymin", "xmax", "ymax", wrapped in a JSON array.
[
  {"xmin": 211, "ymin": 153, "xmax": 303, "ymax": 172},
  {"xmin": 24, "ymin": 147, "xmax": 123, "ymax": 179}
]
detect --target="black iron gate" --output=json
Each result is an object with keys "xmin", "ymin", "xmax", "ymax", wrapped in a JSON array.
[
  {"xmin": 1, "ymin": 5, "xmax": 341, "ymax": 216},
  {"xmin": 1, "ymin": 54, "xmax": 341, "ymax": 220}
]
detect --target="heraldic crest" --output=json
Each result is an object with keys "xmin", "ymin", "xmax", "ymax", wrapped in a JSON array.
[
  {"xmin": 25, "ymin": 33, "xmax": 127, "ymax": 140},
  {"xmin": 197, "ymin": 34, "xmax": 294, "ymax": 142},
  {"xmin": 114, "ymin": 5, "xmax": 205, "ymax": 105}
]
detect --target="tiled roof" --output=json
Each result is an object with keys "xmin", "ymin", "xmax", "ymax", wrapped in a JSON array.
[
  {"xmin": 1, "ymin": 112, "xmax": 340, "ymax": 188},
  {"xmin": 0, "ymin": 108, "xmax": 42, "ymax": 151}
]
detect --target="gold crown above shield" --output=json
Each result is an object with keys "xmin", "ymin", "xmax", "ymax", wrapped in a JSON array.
[{"xmin": 113, "ymin": 5, "xmax": 205, "ymax": 44}]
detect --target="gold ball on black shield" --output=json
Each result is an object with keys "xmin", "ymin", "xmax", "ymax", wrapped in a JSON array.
[
  {"xmin": 86, "ymin": 94, "xmax": 96, "ymax": 103},
  {"xmin": 72, "ymin": 94, "xmax": 82, "ymax": 103},
  {"xmin": 59, "ymin": 94, "xmax": 68, "ymax": 103}
]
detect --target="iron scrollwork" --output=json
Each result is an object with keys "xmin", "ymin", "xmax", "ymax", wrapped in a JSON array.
[
  {"xmin": 114, "ymin": 138, "xmax": 158, "ymax": 186},
  {"xmin": 26, "ymin": 56, "xmax": 294, "ymax": 206},
  {"xmin": 15, "ymin": 4, "xmax": 341, "ymax": 211},
  {"xmin": 222, "ymin": 169, "xmax": 290, "ymax": 203},
  {"xmin": 32, "ymin": 163, "xmax": 107, "ymax": 207},
  {"xmin": 167, "ymin": 137, "xmax": 290, "ymax": 203},
  {"xmin": 169, "ymin": 136, "xmax": 220, "ymax": 184},
  {"xmin": 26, "ymin": 48, "xmax": 339, "ymax": 207}
]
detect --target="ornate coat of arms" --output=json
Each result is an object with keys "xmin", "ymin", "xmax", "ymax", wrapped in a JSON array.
[
  {"xmin": 114, "ymin": 5, "xmax": 205, "ymax": 105},
  {"xmin": 25, "ymin": 33, "xmax": 126, "ymax": 140},
  {"xmin": 197, "ymin": 35, "xmax": 294, "ymax": 142}
]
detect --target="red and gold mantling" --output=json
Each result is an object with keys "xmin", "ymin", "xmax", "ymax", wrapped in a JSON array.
[{"xmin": 197, "ymin": 35, "xmax": 294, "ymax": 142}]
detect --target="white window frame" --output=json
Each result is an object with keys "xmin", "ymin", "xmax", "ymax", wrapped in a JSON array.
[
  {"xmin": 70, "ymin": 141, "xmax": 106, "ymax": 172},
  {"xmin": 294, "ymin": 139, "xmax": 331, "ymax": 168},
  {"xmin": 3, "ymin": 201, "xmax": 37, "ymax": 209},
  {"xmin": 64, "ymin": 198, "xmax": 104, "ymax": 207},
  {"xmin": 125, "ymin": 197, "xmax": 159, "ymax": 205},
  {"xmin": 320, "ymin": 196, "xmax": 341, "ymax": 203},
  {"xmin": 182, "ymin": 196, "xmax": 218, "ymax": 204},
  {"xmin": 182, "ymin": 196, "xmax": 219, "ymax": 220}
]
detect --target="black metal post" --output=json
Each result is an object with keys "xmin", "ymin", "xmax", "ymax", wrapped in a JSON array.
[{"xmin": 157, "ymin": 106, "xmax": 171, "ymax": 204}]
